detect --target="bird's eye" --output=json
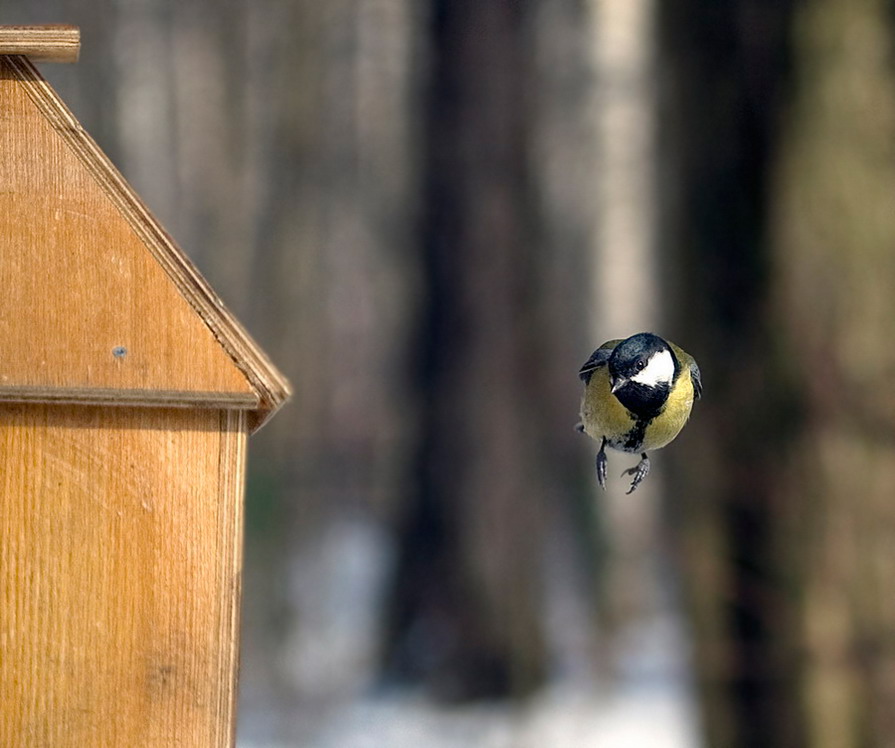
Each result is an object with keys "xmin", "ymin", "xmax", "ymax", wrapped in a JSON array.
[{"xmin": 636, "ymin": 359, "xmax": 647, "ymax": 371}]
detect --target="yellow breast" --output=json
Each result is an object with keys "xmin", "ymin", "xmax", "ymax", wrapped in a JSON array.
[
  {"xmin": 644, "ymin": 372, "xmax": 694, "ymax": 449},
  {"xmin": 579, "ymin": 366, "xmax": 635, "ymax": 443}
]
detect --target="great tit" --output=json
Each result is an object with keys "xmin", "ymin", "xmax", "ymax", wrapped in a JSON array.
[{"xmin": 577, "ymin": 332, "xmax": 702, "ymax": 494}]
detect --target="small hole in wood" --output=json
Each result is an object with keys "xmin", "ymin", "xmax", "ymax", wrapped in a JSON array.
[{"xmin": 112, "ymin": 346, "xmax": 127, "ymax": 359}]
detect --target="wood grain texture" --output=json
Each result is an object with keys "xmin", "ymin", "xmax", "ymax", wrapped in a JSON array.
[
  {"xmin": 0, "ymin": 405, "xmax": 247, "ymax": 746},
  {"xmin": 0, "ymin": 26, "xmax": 80, "ymax": 63},
  {"xmin": 0, "ymin": 56, "xmax": 289, "ymax": 429}
]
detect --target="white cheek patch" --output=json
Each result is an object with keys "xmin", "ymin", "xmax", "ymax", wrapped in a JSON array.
[{"xmin": 631, "ymin": 349, "xmax": 675, "ymax": 387}]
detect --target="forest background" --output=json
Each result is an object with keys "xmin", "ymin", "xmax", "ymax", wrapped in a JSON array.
[{"xmin": 7, "ymin": 1, "xmax": 895, "ymax": 746}]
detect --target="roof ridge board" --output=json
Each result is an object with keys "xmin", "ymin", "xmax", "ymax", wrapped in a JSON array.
[{"xmin": 4, "ymin": 55, "xmax": 290, "ymax": 427}]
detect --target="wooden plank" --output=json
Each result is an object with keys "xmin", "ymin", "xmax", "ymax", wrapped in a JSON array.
[
  {"xmin": 0, "ymin": 55, "xmax": 290, "ymax": 429},
  {"xmin": 0, "ymin": 405, "xmax": 247, "ymax": 746},
  {"xmin": 216, "ymin": 409, "xmax": 247, "ymax": 746},
  {"xmin": 0, "ymin": 386, "xmax": 259, "ymax": 410},
  {"xmin": 0, "ymin": 26, "xmax": 80, "ymax": 63}
]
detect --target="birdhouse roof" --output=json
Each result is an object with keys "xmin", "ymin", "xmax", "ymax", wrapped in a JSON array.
[{"xmin": 0, "ymin": 48, "xmax": 289, "ymax": 430}]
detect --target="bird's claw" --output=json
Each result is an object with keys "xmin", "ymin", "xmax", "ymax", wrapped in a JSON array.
[
  {"xmin": 596, "ymin": 440, "xmax": 608, "ymax": 490},
  {"xmin": 621, "ymin": 454, "xmax": 650, "ymax": 494}
]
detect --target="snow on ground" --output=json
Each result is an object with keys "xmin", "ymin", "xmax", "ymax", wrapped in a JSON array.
[
  {"xmin": 238, "ymin": 514, "xmax": 703, "ymax": 748},
  {"xmin": 240, "ymin": 677, "xmax": 700, "ymax": 748}
]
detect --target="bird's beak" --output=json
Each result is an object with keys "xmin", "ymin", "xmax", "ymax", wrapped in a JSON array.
[{"xmin": 610, "ymin": 376, "xmax": 626, "ymax": 394}]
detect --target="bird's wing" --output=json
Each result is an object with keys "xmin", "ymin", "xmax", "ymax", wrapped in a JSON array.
[
  {"xmin": 578, "ymin": 339, "xmax": 621, "ymax": 384},
  {"xmin": 689, "ymin": 359, "xmax": 703, "ymax": 400},
  {"xmin": 668, "ymin": 340, "xmax": 703, "ymax": 400}
]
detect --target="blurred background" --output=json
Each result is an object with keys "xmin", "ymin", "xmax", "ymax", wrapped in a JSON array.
[{"xmin": 9, "ymin": 0, "xmax": 895, "ymax": 746}]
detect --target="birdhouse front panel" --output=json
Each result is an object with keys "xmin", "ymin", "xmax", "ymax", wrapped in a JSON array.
[
  {"xmin": 0, "ymin": 57, "xmax": 258, "ymax": 407},
  {"xmin": 0, "ymin": 404, "xmax": 246, "ymax": 746}
]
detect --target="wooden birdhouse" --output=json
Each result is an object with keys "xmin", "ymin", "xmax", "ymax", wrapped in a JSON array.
[{"xmin": 0, "ymin": 27, "xmax": 290, "ymax": 746}]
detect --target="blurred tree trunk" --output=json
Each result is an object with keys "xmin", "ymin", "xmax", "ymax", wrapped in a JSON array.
[
  {"xmin": 529, "ymin": 0, "xmax": 616, "ymax": 677},
  {"xmin": 383, "ymin": 0, "xmax": 549, "ymax": 700},
  {"xmin": 662, "ymin": 0, "xmax": 895, "ymax": 747},
  {"xmin": 658, "ymin": 1, "xmax": 801, "ymax": 747},
  {"xmin": 772, "ymin": 0, "xmax": 895, "ymax": 744},
  {"xmin": 587, "ymin": 0, "xmax": 667, "ymax": 659},
  {"xmin": 237, "ymin": 0, "xmax": 421, "ymax": 708}
]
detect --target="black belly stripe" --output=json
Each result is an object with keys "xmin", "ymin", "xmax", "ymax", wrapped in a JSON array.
[{"xmin": 622, "ymin": 416, "xmax": 651, "ymax": 451}]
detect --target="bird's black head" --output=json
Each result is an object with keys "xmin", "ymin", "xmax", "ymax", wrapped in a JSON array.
[{"xmin": 608, "ymin": 333, "xmax": 679, "ymax": 418}]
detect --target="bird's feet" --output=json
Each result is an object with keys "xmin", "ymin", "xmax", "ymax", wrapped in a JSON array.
[
  {"xmin": 621, "ymin": 453, "xmax": 650, "ymax": 494},
  {"xmin": 596, "ymin": 439, "xmax": 608, "ymax": 490}
]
